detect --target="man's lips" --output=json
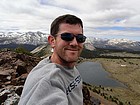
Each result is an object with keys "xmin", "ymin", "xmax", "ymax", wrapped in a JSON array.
[{"xmin": 66, "ymin": 48, "xmax": 79, "ymax": 51}]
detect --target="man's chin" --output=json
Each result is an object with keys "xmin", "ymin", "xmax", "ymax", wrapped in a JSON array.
[
  {"xmin": 66, "ymin": 57, "xmax": 78, "ymax": 63},
  {"xmin": 64, "ymin": 52, "xmax": 79, "ymax": 62}
]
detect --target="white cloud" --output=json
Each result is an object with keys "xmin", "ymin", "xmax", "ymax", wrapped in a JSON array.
[{"xmin": 0, "ymin": 0, "xmax": 140, "ymax": 41}]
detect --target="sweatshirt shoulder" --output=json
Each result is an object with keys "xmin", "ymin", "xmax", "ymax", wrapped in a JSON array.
[{"xmin": 27, "ymin": 57, "xmax": 61, "ymax": 82}]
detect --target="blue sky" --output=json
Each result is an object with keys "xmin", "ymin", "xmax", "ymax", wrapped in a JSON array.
[{"xmin": 0, "ymin": 0, "xmax": 140, "ymax": 41}]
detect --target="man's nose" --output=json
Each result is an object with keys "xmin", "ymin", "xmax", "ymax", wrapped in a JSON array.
[{"xmin": 70, "ymin": 37, "xmax": 78, "ymax": 46}]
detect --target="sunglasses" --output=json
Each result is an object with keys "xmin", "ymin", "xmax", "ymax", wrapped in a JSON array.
[{"xmin": 59, "ymin": 33, "xmax": 86, "ymax": 43}]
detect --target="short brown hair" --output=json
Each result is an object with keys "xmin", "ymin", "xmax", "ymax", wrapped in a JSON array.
[{"xmin": 50, "ymin": 14, "xmax": 83, "ymax": 36}]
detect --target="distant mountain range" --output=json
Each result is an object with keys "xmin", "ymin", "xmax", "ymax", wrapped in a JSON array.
[
  {"xmin": 0, "ymin": 31, "xmax": 48, "ymax": 50},
  {"xmin": 86, "ymin": 37, "xmax": 140, "ymax": 52},
  {"xmin": 0, "ymin": 31, "xmax": 140, "ymax": 52},
  {"xmin": 0, "ymin": 31, "xmax": 48, "ymax": 45}
]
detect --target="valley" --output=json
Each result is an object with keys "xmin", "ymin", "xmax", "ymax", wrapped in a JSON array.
[
  {"xmin": 0, "ymin": 47, "xmax": 140, "ymax": 105},
  {"xmin": 81, "ymin": 55, "xmax": 140, "ymax": 105}
]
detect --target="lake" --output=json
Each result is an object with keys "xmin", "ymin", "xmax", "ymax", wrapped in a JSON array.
[{"xmin": 77, "ymin": 61, "xmax": 126, "ymax": 87}]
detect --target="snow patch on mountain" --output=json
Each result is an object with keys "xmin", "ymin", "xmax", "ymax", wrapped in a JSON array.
[
  {"xmin": 107, "ymin": 39, "xmax": 136, "ymax": 45},
  {"xmin": 86, "ymin": 37, "xmax": 140, "ymax": 51},
  {"xmin": 0, "ymin": 32, "xmax": 140, "ymax": 51},
  {"xmin": 0, "ymin": 31, "xmax": 48, "ymax": 45}
]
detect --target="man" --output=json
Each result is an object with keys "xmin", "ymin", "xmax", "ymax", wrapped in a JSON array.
[{"xmin": 18, "ymin": 14, "xmax": 86, "ymax": 105}]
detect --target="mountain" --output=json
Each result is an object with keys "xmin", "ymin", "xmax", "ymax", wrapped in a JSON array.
[
  {"xmin": 0, "ymin": 31, "xmax": 48, "ymax": 45},
  {"xmin": 85, "ymin": 37, "xmax": 140, "ymax": 52},
  {"xmin": 30, "ymin": 44, "xmax": 52, "ymax": 58},
  {"xmin": 0, "ymin": 31, "xmax": 140, "ymax": 52},
  {"xmin": 0, "ymin": 31, "xmax": 48, "ymax": 51}
]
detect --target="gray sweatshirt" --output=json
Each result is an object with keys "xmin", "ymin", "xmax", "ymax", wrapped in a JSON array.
[{"xmin": 18, "ymin": 57, "xmax": 83, "ymax": 105}]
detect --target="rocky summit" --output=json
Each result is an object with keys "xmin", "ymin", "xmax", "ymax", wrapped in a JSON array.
[
  {"xmin": 0, "ymin": 50, "xmax": 96, "ymax": 105},
  {"xmin": 0, "ymin": 50, "xmax": 41, "ymax": 105}
]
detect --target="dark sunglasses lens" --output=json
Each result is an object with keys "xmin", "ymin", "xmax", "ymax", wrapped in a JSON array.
[
  {"xmin": 61, "ymin": 33, "xmax": 74, "ymax": 41},
  {"xmin": 76, "ymin": 35, "xmax": 86, "ymax": 43}
]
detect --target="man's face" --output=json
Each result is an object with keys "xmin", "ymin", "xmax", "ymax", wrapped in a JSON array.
[{"xmin": 52, "ymin": 23, "xmax": 84, "ymax": 64}]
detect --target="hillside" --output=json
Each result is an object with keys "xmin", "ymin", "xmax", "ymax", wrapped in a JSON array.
[
  {"xmin": 1, "ymin": 45, "xmax": 140, "ymax": 105},
  {"xmin": 81, "ymin": 57, "xmax": 140, "ymax": 105},
  {"xmin": 0, "ymin": 50, "xmax": 41, "ymax": 104}
]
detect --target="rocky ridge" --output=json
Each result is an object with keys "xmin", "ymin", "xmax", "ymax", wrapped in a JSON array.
[{"xmin": 0, "ymin": 50, "xmax": 41, "ymax": 104}]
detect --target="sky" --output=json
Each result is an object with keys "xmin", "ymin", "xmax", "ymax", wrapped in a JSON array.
[{"xmin": 0, "ymin": 0, "xmax": 140, "ymax": 41}]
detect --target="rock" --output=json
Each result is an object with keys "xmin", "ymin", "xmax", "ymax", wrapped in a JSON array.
[
  {"xmin": 0, "ymin": 91, "xmax": 8, "ymax": 104},
  {"xmin": 15, "ymin": 86, "xmax": 23, "ymax": 96},
  {"xmin": 83, "ymin": 85, "xmax": 93, "ymax": 105},
  {"xmin": 0, "ymin": 88, "xmax": 10, "ymax": 104},
  {"xmin": 0, "ymin": 71, "xmax": 10, "ymax": 82},
  {"xmin": 0, "ymin": 86, "xmax": 22, "ymax": 105},
  {"xmin": 0, "ymin": 50, "xmax": 41, "ymax": 104},
  {"xmin": 82, "ymin": 84, "xmax": 102, "ymax": 105},
  {"xmin": 16, "ymin": 65, "xmax": 27, "ymax": 77}
]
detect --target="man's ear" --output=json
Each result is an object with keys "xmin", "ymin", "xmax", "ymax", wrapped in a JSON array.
[{"xmin": 48, "ymin": 35, "xmax": 55, "ymax": 48}]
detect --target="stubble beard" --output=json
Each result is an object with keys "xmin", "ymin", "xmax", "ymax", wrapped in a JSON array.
[
  {"xmin": 58, "ymin": 49, "xmax": 81, "ymax": 66},
  {"xmin": 58, "ymin": 52, "xmax": 78, "ymax": 64}
]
